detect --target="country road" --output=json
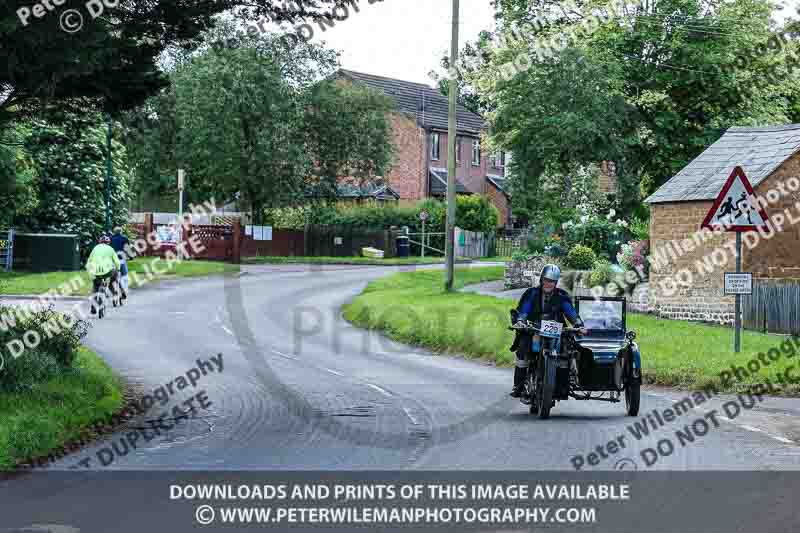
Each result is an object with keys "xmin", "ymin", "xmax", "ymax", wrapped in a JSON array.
[
  {"xmin": 4, "ymin": 263, "xmax": 795, "ymax": 471},
  {"xmin": 3, "ymin": 263, "xmax": 800, "ymax": 532}
]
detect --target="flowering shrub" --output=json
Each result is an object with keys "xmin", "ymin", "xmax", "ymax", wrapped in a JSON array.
[
  {"xmin": 588, "ymin": 259, "xmax": 614, "ymax": 287},
  {"xmin": 562, "ymin": 211, "xmax": 628, "ymax": 261},
  {"xmin": 566, "ymin": 244, "xmax": 596, "ymax": 270},
  {"xmin": 617, "ymin": 239, "xmax": 650, "ymax": 277}
]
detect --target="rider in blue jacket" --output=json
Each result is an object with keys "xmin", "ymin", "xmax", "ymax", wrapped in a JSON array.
[{"xmin": 510, "ymin": 264, "xmax": 587, "ymax": 397}]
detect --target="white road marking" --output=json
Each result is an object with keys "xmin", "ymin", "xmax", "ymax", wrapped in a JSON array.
[
  {"xmin": 272, "ymin": 349, "xmax": 298, "ymax": 361},
  {"xmin": 403, "ymin": 407, "xmax": 420, "ymax": 425},
  {"xmin": 738, "ymin": 424, "xmax": 796, "ymax": 445},
  {"xmin": 644, "ymin": 391, "xmax": 797, "ymax": 445},
  {"xmin": 366, "ymin": 383, "xmax": 393, "ymax": 397},
  {"xmin": 324, "ymin": 368, "xmax": 344, "ymax": 377}
]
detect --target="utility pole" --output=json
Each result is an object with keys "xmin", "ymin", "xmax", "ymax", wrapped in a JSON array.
[
  {"xmin": 105, "ymin": 113, "xmax": 113, "ymax": 233},
  {"xmin": 444, "ymin": 0, "xmax": 459, "ymax": 291}
]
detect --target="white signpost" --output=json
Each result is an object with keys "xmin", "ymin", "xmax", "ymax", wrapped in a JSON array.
[
  {"xmin": 701, "ymin": 166, "xmax": 770, "ymax": 352},
  {"xmin": 420, "ymin": 210, "xmax": 429, "ymax": 258}
]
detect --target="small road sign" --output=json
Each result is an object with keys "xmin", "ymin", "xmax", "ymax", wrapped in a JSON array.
[{"xmin": 724, "ymin": 272, "xmax": 753, "ymax": 295}]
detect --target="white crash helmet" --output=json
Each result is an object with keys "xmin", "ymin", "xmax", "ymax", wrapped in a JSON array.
[{"xmin": 540, "ymin": 264, "xmax": 561, "ymax": 285}]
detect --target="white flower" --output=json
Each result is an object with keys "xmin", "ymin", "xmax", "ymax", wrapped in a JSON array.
[{"xmin": 580, "ymin": 215, "xmax": 589, "ymax": 223}]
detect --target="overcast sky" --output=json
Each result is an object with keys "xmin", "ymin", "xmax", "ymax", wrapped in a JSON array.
[
  {"xmin": 290, "ymin": 0, "xmax": 497, "ymax": 85},
  {"xmin": 282, "ymin": 0, "xmax": 799, "ymax": 87}
]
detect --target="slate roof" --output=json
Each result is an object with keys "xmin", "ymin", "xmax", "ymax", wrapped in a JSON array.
[
  {"xmin": 337, "ymin": 69, "xmax": 487, "ymax": 135},
  {"xmin": 646, "ymin": 124, "xmax": 800, "ymax": 204},
  {"xmin": 306, "ymin": 180, "xmax": 400, "ymax": 200},
  {"xmin": 486, "ymin": 174, "xmax": 508, "ymax": 195},
  {"xmin": 335, "ymin": 182, "xmax": 400, "ymax": 200},
  {"xmin": 429, "ymin": 168, "xmax": 471, "ymax": 195}
]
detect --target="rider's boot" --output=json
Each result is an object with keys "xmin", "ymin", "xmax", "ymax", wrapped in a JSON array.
[
  {"xmin": 509, "ymin": 366, "xmax": 525, "ymax": 397},
  {"xmin": 569, "ymin": 358, "xmax": 580, "ymax": 388}
]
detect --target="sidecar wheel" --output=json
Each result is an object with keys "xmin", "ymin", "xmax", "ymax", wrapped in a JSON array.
[{"xmin": 625, "ymin": 382, "xmax": 640, "ymax": 416}]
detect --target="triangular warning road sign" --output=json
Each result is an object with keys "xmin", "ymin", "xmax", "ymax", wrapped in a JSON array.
[{"xmin": 701, "ymin": 166, "xmax": 770, "ymax": 232}]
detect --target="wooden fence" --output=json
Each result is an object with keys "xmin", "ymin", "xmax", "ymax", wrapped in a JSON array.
[
  {"xmin": 455, "ymin": 228, "xmax": 489, "ymax": 258},
  {"xmin": 0, "ymin": 229, "xmax": 13, "ymax": 271},
  {"xmin": 742, "ymin": 281, "xmax": 800, "ymax": 335},
  {"xmin": 304, "ymin": 225, "xmax": 396, "ymax": 258}
]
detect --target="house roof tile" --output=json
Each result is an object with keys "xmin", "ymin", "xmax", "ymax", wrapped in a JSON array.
[
  {"xmin": 337, "ymin": 69, "xmax": 487, "ymax": 135},
  {"xmin": 647, "ymin": 124, "xmax": 800, "ymax": 204}
]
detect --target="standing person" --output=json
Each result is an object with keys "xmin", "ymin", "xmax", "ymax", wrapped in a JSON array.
[
  {"xmin": 86, "ymin": 235, "xmax": 121, "ymax": 315},
  {"xmin": 111, "ymin": 226, "xmax": 130, "ymax": 300}
]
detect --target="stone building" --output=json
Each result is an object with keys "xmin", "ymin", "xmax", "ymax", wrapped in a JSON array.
[{"xmin": 645, "ymin": 124, "xmax": 800, "ymax": 324}]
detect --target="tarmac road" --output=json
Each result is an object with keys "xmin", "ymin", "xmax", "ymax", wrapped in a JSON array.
[
  {"xmin": 8, "ymin": 262, "xmax": 793, "ymax": 472},
  {"xmin": 3, "ymin": 263, "xmax": 800, "ymax": 532}
]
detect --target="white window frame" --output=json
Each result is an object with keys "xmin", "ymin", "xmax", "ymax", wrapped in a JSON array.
[
  {"xmin": 471, "ymin": 139, "xmax": 481, "ymax": 166},
  {"xmin": 431, "ymin": 133, "xmax": 440, "ymax": 161}
]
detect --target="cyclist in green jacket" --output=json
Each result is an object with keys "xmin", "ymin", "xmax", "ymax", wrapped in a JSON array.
[{"xmin": 86, "ymin": 235, "xmax": 121, "ymax": 314}]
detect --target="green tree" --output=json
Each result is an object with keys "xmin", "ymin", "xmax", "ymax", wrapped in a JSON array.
[
  {"xmin": 22, "ymin": 112, "xmax": 132, "ymax": 252},
  {"xmin": 127, "ymin": 25, "xmax": 395, "ymax": 222},
  {"xmin": 303, "ymin": 79, "xmax": 395, "ymax": 198},
  {"xmin": 479, "ymin": 0, "xmax": 799, "ymax": 219},
  {"xmin": 0, "ymin": 1, "xmax": 349, "ymax": 127}
]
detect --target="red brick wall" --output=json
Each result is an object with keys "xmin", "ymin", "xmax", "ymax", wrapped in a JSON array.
[
  {"xmin": 486, "ymin": 183, "xmax": 510, "ymax": 228},
  {"xmin": 431, "ymin": 131, "xmax": 501, "ymax": 194},
  {"xmin": 383, "ymin": 113, "xmax": 427, "ymax": 201}
]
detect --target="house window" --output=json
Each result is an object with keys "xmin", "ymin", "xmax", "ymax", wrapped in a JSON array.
[
  {"xmin": 496, "ymin": 151, "xmax": 505, "ymax": 168},
  {"xmin": 431, "ymin": 133, "xmax": 440, "ymax": 160},
  {"xmin": 456, "ymin": 137, "xmax": 461, "ymax": 163},
  {"xmin": 471, "ymin": 139, "xmax": 481, "ymax": 166}
]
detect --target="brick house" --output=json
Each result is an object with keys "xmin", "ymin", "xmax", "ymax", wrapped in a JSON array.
[
  {"xmin": 335, "ymin": 70, "xmax": 512, "ymax": 227},
  {"xmin": 645, "ymin": 124, "xmax": 800, "ymax": 324}
]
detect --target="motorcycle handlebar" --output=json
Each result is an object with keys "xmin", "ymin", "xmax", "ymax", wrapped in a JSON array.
[{"xmin": 508, "ymin": 321, "xmax": 584, "ymax": 334}]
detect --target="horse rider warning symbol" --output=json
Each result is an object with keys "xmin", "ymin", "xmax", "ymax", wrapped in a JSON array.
[{"xmin": 701, "ymin": 166, "xmax": 770, "ymax": 231}]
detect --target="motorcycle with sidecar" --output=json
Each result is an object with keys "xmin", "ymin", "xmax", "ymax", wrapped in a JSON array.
[{"xmin": 509, "ymin": 296, "xmax": 641, "ymax": 419}]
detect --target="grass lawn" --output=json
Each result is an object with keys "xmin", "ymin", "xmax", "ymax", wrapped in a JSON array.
[
  {"xmin": 0, "ymin": 259, "xmax": 239, "ymax": 297},
  {"xmin": 0, "ymin": 346, "xmax": 124, "ymax": 469},
  {"xmin": 243, "ymin": 256, "xmax": 474, "ymax": 266},
  {"xmin": 342, "ymin": 268, "xmax": 800, "ymax": 396}
]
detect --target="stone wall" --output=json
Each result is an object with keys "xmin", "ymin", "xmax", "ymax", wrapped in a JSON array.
[
  {"xmin": 504, "ymin": 257, "xmax": 565, "ymax": 289},
  {"xmin": 504, "ymin": 259, "xmax": 651, "ymax": 314}
]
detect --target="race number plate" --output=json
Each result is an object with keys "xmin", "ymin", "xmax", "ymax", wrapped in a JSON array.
[{"xmin": 540, "ymin": 320, "xmax": 563, "ymax": 338}]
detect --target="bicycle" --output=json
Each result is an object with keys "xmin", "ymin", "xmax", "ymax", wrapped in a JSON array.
[{"xmin": 94, "ymin": 273, "xmax": 123, "ymax": 319}]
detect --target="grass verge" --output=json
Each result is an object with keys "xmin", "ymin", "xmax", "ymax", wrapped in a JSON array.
[
  {"xmin": 342, "ymin": 268, "xmax": 800, "ymax": 396},
  {"xmin": 242, "ymin": 256, "xmax": 475, "ymax": 266},
  {"xmin": 0, "ymin": 346, "xmax": 124, "ymax": 469},
  {"xmin": 0, "ymin": 259, "xmax": 239, "ymax": 297}
]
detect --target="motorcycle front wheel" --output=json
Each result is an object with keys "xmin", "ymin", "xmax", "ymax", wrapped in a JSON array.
[{"xmin": 535, "ymin": 355, "xmax": 556, "ymax": 419}]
